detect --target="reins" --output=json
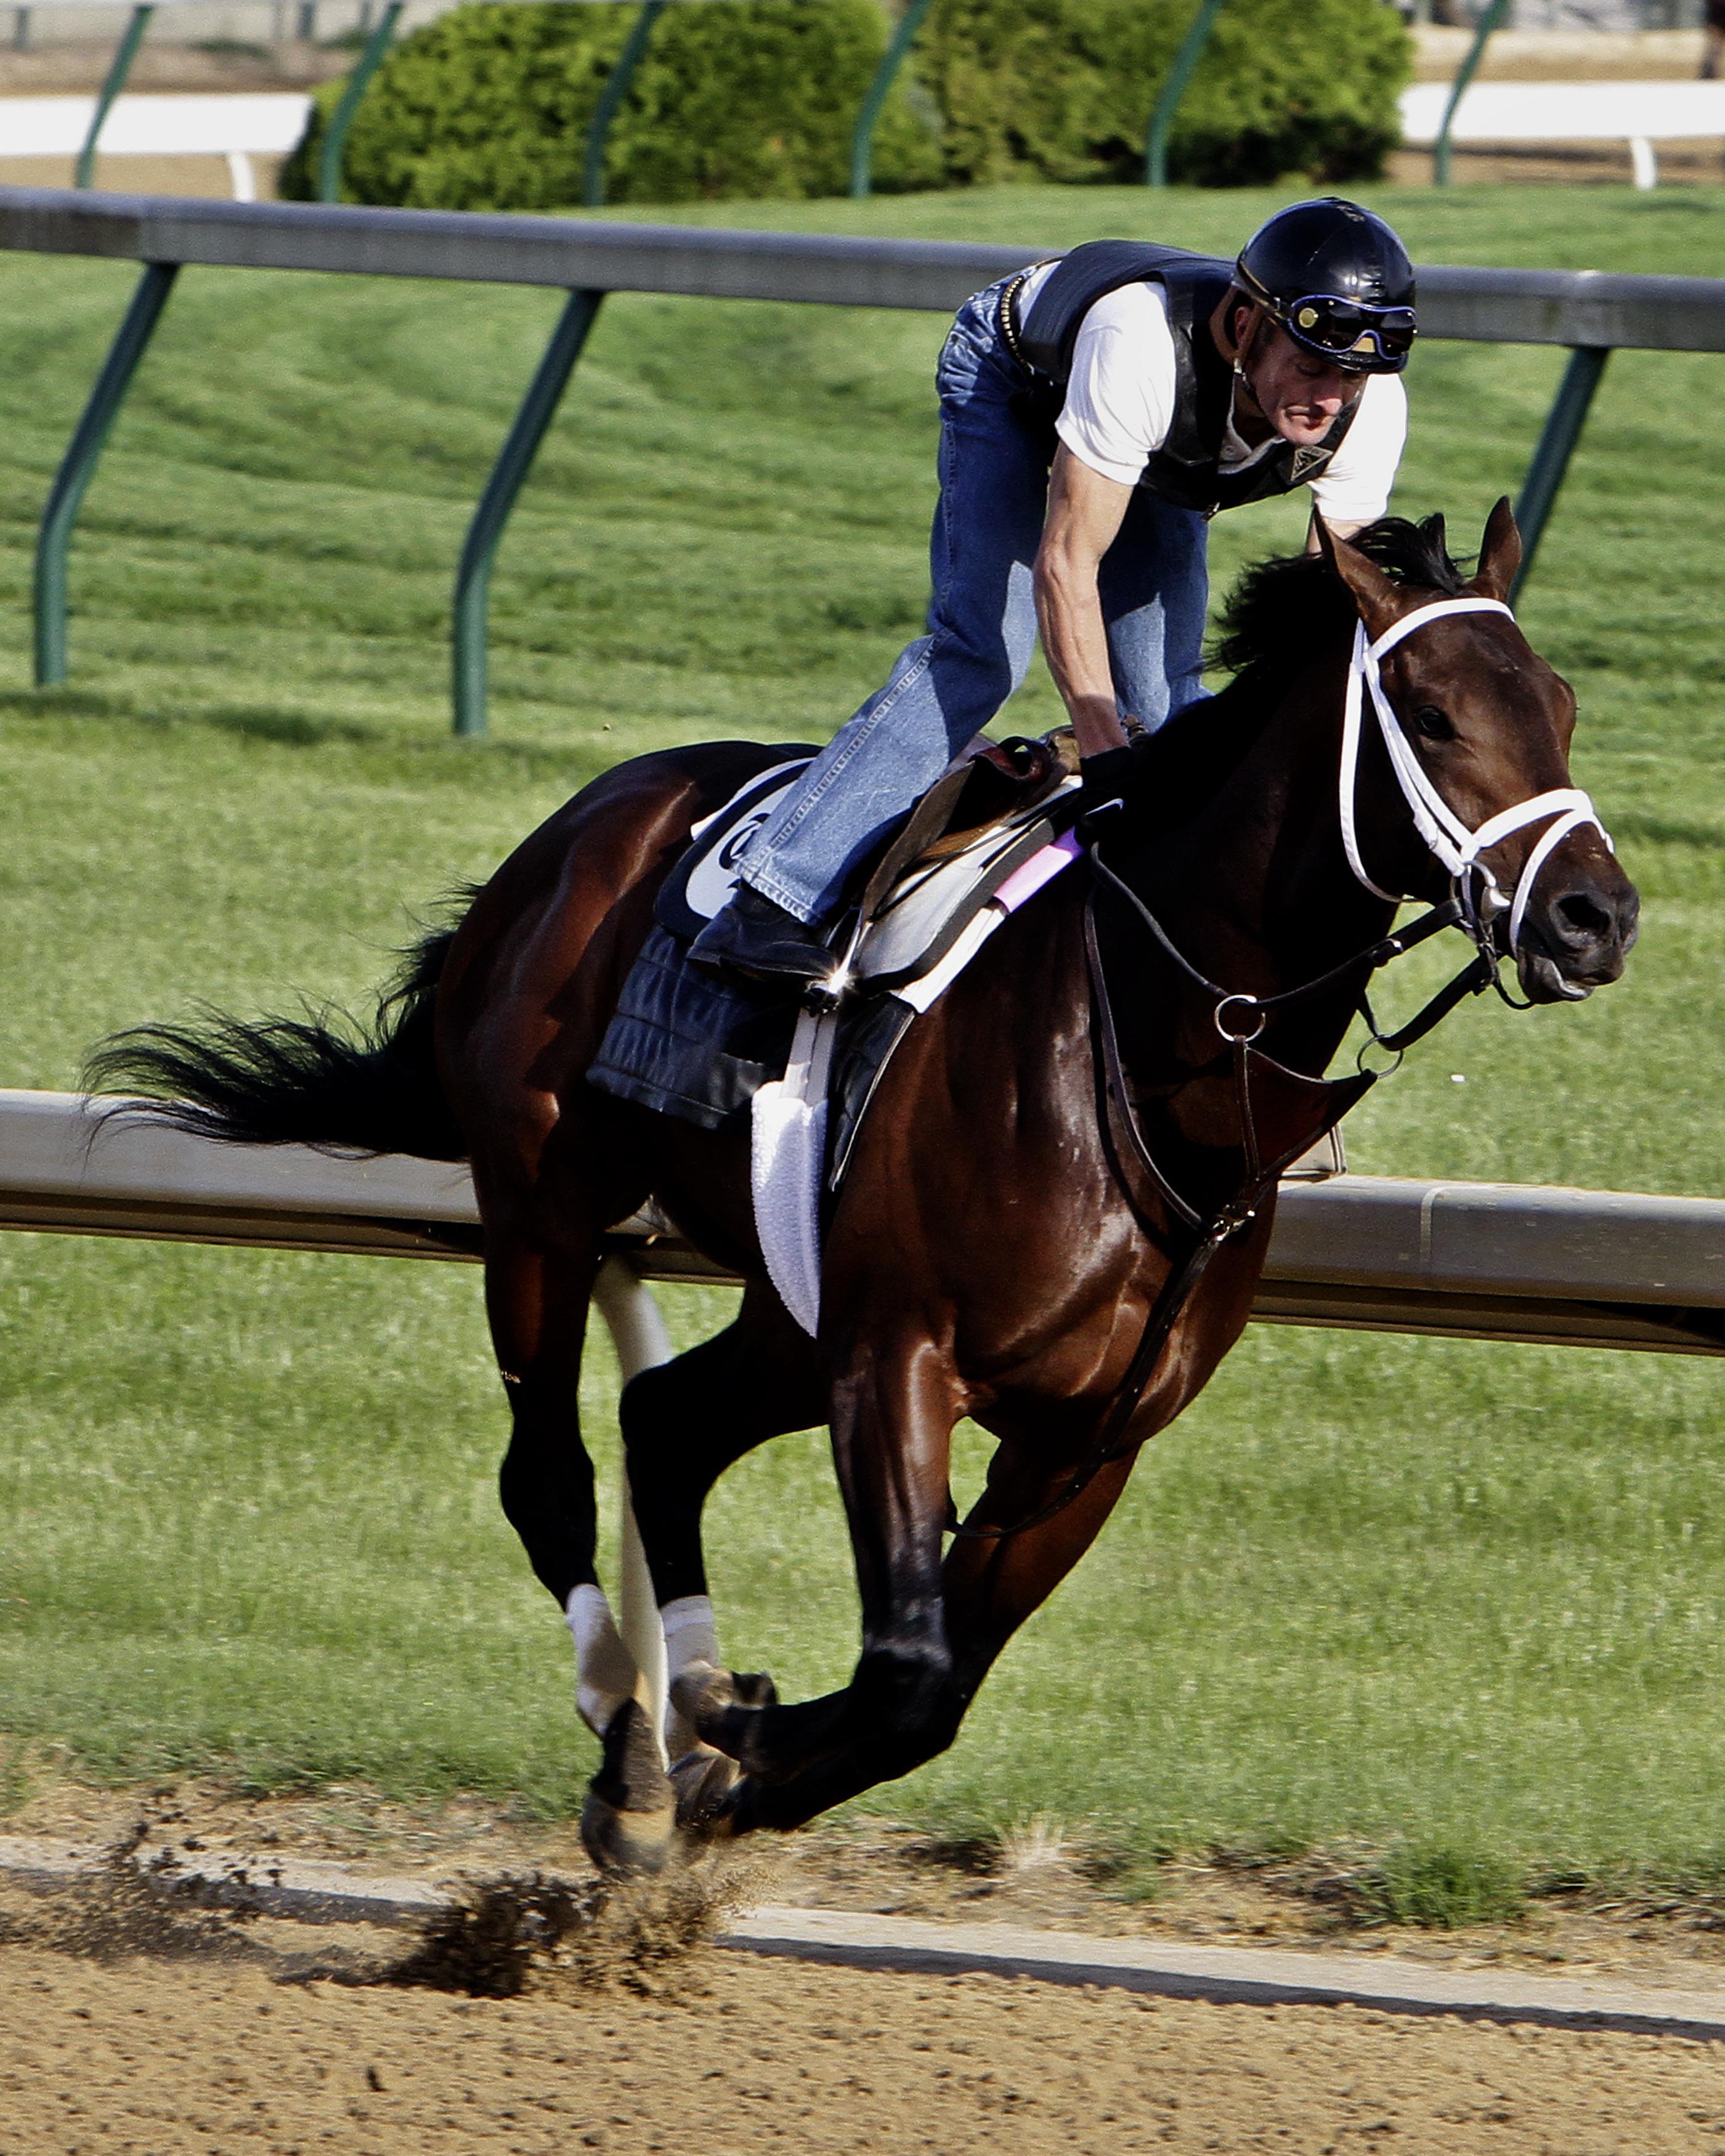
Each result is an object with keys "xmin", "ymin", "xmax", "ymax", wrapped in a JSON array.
[
  {"xmin": 946, "ymin": 868, "xmax": 1472, "ymax": 1545},
  {"xmin": 1086, "ymin": 849, "xmax": 1484, "ymax": 1071},
  {"xmin": 947, "ymin": 592, "xmax": 1609, "ymax": 1546}
]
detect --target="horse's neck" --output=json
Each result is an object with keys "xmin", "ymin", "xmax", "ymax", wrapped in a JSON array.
[{"xmin": 1118, "ymin": 652, "xmax": 1401, "ymax": 1071}]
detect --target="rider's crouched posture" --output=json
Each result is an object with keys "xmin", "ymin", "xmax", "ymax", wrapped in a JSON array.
[{"xmin": 690, "ymin": 197, "xmax": 1418, "ymax": 986}]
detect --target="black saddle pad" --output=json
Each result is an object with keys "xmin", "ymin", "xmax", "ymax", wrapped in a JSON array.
[
  {"xmin": 586, "ymin": 923, "xmax": 798, "ymax": 1134},
  {"xmin": 586, "ymin": 734, "xmax": 1081, "ymax": 1151}
]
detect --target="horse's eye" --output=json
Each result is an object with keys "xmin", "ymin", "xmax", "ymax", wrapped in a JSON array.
[{"xmin": 1411, "ymin": 706, "xmax": 1455, "ymax": 744}]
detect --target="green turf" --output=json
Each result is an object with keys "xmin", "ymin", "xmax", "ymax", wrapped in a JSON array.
[{"xmin": 1, "ymin": 182, "xmax": 1723, "ymax": 1872}]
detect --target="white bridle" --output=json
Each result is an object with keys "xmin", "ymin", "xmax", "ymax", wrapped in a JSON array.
[{"xmin": 1338, "ymin": 596, "xmax": 1612, "ymax": 957}]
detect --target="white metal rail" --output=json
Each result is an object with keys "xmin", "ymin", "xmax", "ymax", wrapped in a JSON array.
[{"xmin": 4, "ymin": 1091, "xmax": 1721, "ymax": 1356}]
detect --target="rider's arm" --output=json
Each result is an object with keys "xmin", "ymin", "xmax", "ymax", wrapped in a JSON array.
[
  {"xmin": 1307, "ymin": 508, "xmax": 1368, "ymax": 553},
  {"xmin": 1306, "ymin": 373, "xmax": 1408, "ymax": 553},
  {"xmin": 1035, "ymin": 444, "xmax": 1135, "ymax": 758}
]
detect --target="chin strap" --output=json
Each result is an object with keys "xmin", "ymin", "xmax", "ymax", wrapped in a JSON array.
[{"xmin": 1339, "ymin": 598, "xmax": 1612, "ymax": 956}]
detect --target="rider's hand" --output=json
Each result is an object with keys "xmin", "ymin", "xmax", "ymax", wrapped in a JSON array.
[{"xmin": 1079, "ymin": 721, "xmax": 1150, "ymax": 806}]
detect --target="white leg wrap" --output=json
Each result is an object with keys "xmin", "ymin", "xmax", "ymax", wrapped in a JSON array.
[
  {"xmin": 660, "ymin": 1593, "xmax": 720, "ymax": 1679},
  {"xmin": 660, "ymin": 1594, "xmax": 720, "ymax": 1761},
  {"xmin": 566, "ymin": 1584, "xmax": 639, "ymax": 1738}
]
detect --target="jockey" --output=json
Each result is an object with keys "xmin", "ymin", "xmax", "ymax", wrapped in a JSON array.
[{"xmin": 691, "ymin": 197, "xmax": 1416, "ymax": 986}]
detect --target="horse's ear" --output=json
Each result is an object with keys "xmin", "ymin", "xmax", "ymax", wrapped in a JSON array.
[
  {"xmin": 1471, "ymin": 496, "xmax": 1523, "ymax": 602},
  {"xmin": 1319, "ymin": 518, "xmax": 1411, "ymax": 638}
]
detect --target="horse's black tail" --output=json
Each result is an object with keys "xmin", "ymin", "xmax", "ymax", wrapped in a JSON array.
[{"xmin": 83, "ymin": 919, "xmax": 468, "ymax": 1162}]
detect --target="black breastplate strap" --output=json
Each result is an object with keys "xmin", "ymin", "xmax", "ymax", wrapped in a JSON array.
[
  {"xmin": 1015, "ymin": 238, "xmax": 1357, "ymax": 514},
  {"xmin": 946, "ymin": 850, "xmax": 1487, "ymax": 1545}
]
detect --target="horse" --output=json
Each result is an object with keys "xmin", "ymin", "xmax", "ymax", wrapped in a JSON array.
[{"xmin": 91, "ymin": 504, "xmax": 1639, "ymax": 1873}]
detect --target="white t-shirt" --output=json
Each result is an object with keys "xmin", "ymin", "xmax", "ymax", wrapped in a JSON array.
[{"xmin": 1015, "ymin": 264, "xmax": 1406, "ymax": 526}]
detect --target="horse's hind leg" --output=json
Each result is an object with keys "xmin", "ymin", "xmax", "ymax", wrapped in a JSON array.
[
  {"xmin": 484, "ymin": 1204, "xmax": 675, "ymax": 1874},
  {"xmin": 620, "ymin": 1283, "xmax": 827, "ymax": 1831}
]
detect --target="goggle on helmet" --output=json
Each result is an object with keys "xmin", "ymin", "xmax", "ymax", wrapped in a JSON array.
[
  {"xmin": 1235, "ymin": 265, "xmax": 1416, "ymax": 373},
  {"xmin": 1233, "ymin": 198, "xmax": 1418, "ymax": 376}
]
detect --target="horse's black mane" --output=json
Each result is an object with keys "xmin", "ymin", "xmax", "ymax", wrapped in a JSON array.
[
  {"xmin": 1115, "ymin": 515, "xmax": 1469, "ymax": 832},
  {"xmin": 1211, "ymin": 513, "xmax": 1469, "ymax": 678}
]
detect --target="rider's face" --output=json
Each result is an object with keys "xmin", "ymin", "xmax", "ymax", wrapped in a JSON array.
[{"xmin": 1234, "ymin": 312, "xmax": 1367, "ymax": 447}]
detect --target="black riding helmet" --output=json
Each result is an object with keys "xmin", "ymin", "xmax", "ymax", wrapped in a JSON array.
[{"xmin": 1233, "ymin": 198, "xmax": 1416, "ymax": 374}]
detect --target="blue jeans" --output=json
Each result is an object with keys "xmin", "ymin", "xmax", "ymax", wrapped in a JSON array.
[{"xmin": 739, "ymin": 277, "xmax": 1212, "ymax": 926}]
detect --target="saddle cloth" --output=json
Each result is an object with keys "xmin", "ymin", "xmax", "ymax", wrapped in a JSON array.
[{"xmin": 587, "ymin": 743, "xmax": 1088, "ymax": 1327}]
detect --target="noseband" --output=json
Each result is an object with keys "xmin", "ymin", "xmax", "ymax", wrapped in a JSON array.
[{"xmin": 1339, "ymin": 597, "xmax": 1612, "ymax": 961}]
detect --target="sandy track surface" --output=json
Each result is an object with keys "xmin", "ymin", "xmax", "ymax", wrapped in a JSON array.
[
  {"xmin": 12, "ymin": 1775, "xmax": 1725, "ymax": 1995},
  {"xmin": 6, "ymin": 1924, "xmax": 1725, "ymax": 2155},
  {"xmin": 8, "ymin": 1779, "xmax": 1725, "ymax": 2151}
]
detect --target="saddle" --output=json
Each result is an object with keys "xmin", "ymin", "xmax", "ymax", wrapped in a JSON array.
[{"xmin": 587, "ymin": 734, "xmax": 1086, "ymax": 1188}]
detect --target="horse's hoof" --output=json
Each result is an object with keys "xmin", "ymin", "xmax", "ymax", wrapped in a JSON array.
[
  {"xmin": 670, "ymin": 1664, "xmax": 779, "ymax": 1733},
  {"xmin": 580, "ymin": 1698, "xmax": 675, "ymax": 1876},
  {"xmin": 670, "ymin": 1748, "xmax": 761, "ymax": 1841},
  {"xmin": 668, "ymin": 1744, "xmax": 745, "ymax": 1841}
]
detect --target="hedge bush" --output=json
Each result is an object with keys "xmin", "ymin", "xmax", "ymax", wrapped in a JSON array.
[
  {"xmin": 281, "ymin": 0, "xmax": 1409, "ymax": 209},
  {"xmin": 280, "ymin": 0, "xmax": 946, "ymax": 209},
  {"xmin": 919, "ymin": 0, "xmax": 1411, "ymax": 190}
]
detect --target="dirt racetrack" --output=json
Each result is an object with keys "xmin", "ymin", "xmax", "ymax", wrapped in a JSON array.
[{"xmin": 7, "ymin": 1926, "xmax": 1725, "ymax": 2155}]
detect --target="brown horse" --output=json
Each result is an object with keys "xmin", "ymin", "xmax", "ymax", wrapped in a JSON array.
[{"xmin": 92, "ymin": 506, "xmax": 1639, "ymax": 1871}]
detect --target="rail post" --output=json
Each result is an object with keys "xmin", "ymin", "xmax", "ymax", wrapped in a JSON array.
[
  {"xmin": 591, "ymin": 1255, "xmax": 672, "ymax": 1759},
  {"xmin": 75, "ymin": 2, "xmax": 153, "ymax": 191},
  {"xmin": 1433, "ymin": 0, "xmax": 1508, "ymax": 188},
  {"xmin": 317, "ymin": 0, "xmax": 402, "ymax": 205},
  {"xmin": 582, "ymin": 0, "xmax": 668, "ymax": 211},
  {"xmin": 850, "ymin": 0, "xmax": 934, "ymax": 201},
  {"xmin": 1510, "ymin": 344, "xmax": 1610, "ymax": 602},
  {"xmin": 452, "ymin": 287, "xmax": 605, "ymax": 739},
  {"xmin": 34, "ymin": 259, "xmax": 179, "ymax": 688},
  {"xmin": 1145, "ymin": 0, "xmax": 1224, "ymax": 188}
]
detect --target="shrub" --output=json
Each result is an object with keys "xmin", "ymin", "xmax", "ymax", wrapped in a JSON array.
[
  {"xmin": 280, "ymin": 0, "xmax": 946, "ymax": 209},
  {"xmin": 919, "ymin": 0, "xmax": 1411, "ymax": 189}
]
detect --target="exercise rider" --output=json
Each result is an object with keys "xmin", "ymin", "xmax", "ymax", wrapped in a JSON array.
[{"xmin": 690, "ymin": 196, "xmax": 1418, "ymax": 987}]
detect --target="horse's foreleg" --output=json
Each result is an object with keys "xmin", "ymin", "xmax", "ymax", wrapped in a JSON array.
[
  {"xmin": 940, "ymin": 1437, "xmax": 1140, "ymax": 1698},
  {"xmin": 734, "ymin": 1438, "xmax": 1140, "ymax": 1834},
  {"xmin": 688, "ymin": 1327, "xmax": 964, "ymax": 1808},
  {"xmin": 485, "ymin": 1220, "xmax": 674, "ymax": 1871}
]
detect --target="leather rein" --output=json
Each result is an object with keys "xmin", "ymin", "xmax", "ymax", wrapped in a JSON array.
[{"xmin": 947, "ymin": 596, "xmax": 1610, "ymax": 1544}]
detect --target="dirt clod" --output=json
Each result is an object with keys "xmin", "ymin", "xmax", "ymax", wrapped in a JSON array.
[
  {"xmin": 383, "ymin": 1855, "xmax": 750, "ymax": 2000},
  {"xmin": 1, "ymin": 1820, "xmax": 267, "ymax": 1964}
]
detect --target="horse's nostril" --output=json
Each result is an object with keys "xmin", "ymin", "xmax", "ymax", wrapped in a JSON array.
[{"xmin": 1554, "ymin": 890, "xmax": 1614, "ymax": 943}]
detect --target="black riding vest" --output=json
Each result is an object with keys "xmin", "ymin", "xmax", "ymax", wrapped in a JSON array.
[{"xmin": 1015, "ymin": 238, "xmax": 1358, "ymax": 516}]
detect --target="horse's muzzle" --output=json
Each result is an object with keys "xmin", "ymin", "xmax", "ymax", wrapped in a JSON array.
[{"xmin": 1514, "ymin": 858, "xmax": 1641, "ymax": 1003}]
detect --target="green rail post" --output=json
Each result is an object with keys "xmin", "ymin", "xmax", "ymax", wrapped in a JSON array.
[
  {"xmin": 582, "ymin": 0, "xmax": 667, "ymax": 211},
  {"xmin": 452, "ymin": 289, "xmax": 606, "ymax": 740},
  {"xmin": 318, "ymin": 0, "xmax": 402, "ymax": 205},
  {"xmin": 850, "ymin": 0, "xmax": 934, "ymax": 200},
  {"xmin": 1433, "ymin": 0, "xmax": 1507, "ymax": 187},
  {"xmin": 75, "ymin": 2, "xmax": 153, "ymax": 190},
  {"xmin": 1145, "ymin": 0, "xmax": 1224, "ymax": 188},
  {"xmin": 1509, "ymin": 344, "xmax": 1609, "ymax": 603},
  {"xmin": 34, "ymin": 261, "xmax": 179, "ymax": 687}
]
